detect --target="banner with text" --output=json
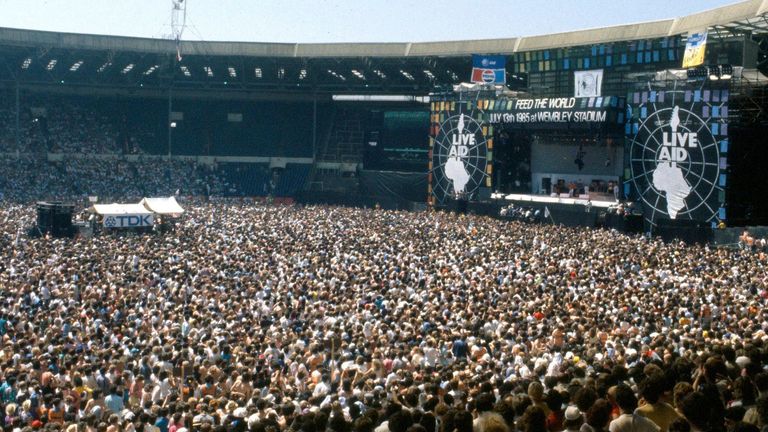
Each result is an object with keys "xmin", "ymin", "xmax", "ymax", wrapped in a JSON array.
[
  {"xmin": 482, "ymin": 96, "xmax": 625, "ymax": 131},
  {"xmin": 471, "ymin": 55, "xmax": 506, "ymax": 84},
  {"xmin": 625, "ymin": 82, "xmax": 728, "ymax": 226},
  {"xmin": 103, "ymin": 214, "xmax": 155, "ymax": 228}
]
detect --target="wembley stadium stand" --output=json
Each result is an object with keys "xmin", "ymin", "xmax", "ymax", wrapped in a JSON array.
[{"xmin": 4, "ymin": 4, "xmax": 768, "ymax": 432}]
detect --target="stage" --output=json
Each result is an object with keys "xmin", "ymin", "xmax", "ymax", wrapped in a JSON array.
[
  {"xmin": 439, "ymin": 193, "xmax": 643, "ymax": 233},
  {"xmin": 490, "ymin": 192, "xmax": 617, "ymax": 208},
  {"xmin": 428, "ymin": 82, "xmax": 732, "ymax": 242}
]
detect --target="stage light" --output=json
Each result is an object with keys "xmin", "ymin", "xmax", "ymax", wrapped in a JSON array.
[
  {"xmin": 687, "ymin": 66, "xmax": 707, "ymax": 80},
  {"xmin": 351, "ymin": 69, "xmax": 366, "ymax": 80},
  {"xmin": 143, "ymin": 65, "xmax": 159, "ymax": 75},
  {"xmin": 708, "ymin": 66, "xmax": 720, "ymax": 81},
  {"xmin": 720, "ymin": 64, "xmax": 733, "ymax": 80}
]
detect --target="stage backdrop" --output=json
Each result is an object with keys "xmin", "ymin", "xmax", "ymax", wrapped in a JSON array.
[
  {"xmin": 428, "ymin": 96, "xmax": 625, "ymax": 205},
  {"xmin": 625, "ymin": 82, "xmax": 728, "ymax": 227},
  {"xmin": 429, "ymin": 100, "xmax": 492, "ymax": 205}
]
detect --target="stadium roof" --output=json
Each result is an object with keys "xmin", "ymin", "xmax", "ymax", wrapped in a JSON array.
[{"xmin": 1, "ymin": 0, "xmax": 768, "ymax": 98}]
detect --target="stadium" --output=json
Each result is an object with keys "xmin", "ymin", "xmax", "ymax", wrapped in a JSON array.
[{"xmin": 1, "ymin": 1, "xmax": 768, "ymax": 432}]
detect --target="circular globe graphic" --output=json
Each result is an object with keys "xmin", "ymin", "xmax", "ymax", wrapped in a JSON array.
[
  {"xmin": 629, "ymin": 106, "xmax": 721, "ymax": 221},
  {"xmin": 431, "ymin": 112, "xmax": 488, "ymax": 202}
]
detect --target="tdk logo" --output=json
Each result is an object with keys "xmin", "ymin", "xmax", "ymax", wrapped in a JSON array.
[{"xmin": 104, "ymin": 214, "xmax": 154, "ymax": 228}]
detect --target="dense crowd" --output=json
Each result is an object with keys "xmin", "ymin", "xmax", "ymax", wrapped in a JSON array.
[
  {"xmin": 0, "ymin": 156, "xmax": 235, "ymax": 203},
  {"xmin": 0, "ymin": 202, "xmax": 766, "ymax": 432},
  {"xmin": 0, "ymin": 96, "xmax": 149, "ymax": 155}
]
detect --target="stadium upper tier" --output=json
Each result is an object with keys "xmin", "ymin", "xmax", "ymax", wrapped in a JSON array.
[
  {"xmin": 2, "ymin": 1, "xmax": 768, "ymax": 57},
  {"xmin": 2, "ymin": 0, "xmax": 768, "ymax": 97}
]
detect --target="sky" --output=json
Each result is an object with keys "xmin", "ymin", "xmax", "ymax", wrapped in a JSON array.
[{"xmin": 0, "ymin": 0, "xmax": 741, "ymax": 44}]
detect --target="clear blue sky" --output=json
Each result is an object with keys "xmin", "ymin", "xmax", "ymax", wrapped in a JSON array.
[{"xmin": 0, "ymin": 0, "xmax": 739, "ymax": 43}]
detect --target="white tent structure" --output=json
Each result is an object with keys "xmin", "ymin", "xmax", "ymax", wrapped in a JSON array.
[
  {"xmin": 89, "ymin": 203, "xmax": 155, "ymax": 228},
  {"xmin": 91, "ymin": 203, "xmax": 153, "ymax": 216},
  {"xmin": 139, "ymin": 197, "xmax": 185, "ymax": 216}
]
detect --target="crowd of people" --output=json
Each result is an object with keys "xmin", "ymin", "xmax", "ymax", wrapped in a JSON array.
[
  {"xmin": 0, "ymin": 201, "xmax": 766, "ymax": 432},
  {"xmin": 499, "ymin": 205, "xmax": 543, "ymax": 223},
  {"xmin": 0, "ymin": 156, "xmax": 240, "ymax": 203},
  {"xmin": 739, "ymin": 231, "xmax": 768, "ymax": 253},
  {"xmin": 0, "ymin": 96, "xmax": 138, "ymax": 155}
]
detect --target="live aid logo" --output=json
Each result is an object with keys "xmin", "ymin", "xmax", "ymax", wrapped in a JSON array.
[
  {"xmin": 659, "ymin": 132, "xmax": 698, "ymax": 163},
  {"xmin": 450, "ymin": 132, "xmax": 475, "ymax": 157}
]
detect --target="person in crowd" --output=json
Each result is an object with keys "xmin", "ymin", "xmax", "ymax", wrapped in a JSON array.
[
  {"xmin": 635, "ymin": 374, "xmax": 681, "ymax": 432},
  {"xmin": 609, "ymin": 385, "xmax": 660, "ymax": 432},
  {"xmin": 0, "ymin": 181, "xmax": 765, "ymax": 432}
]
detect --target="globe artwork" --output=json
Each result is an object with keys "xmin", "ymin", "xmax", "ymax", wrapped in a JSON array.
[
  {"xmin": 431, "ymin": 111, "xmax": 489, "ymax": 202},
  {"xmin": 628, "ymin": 88, "xmax": 724, "ymax": 224}
]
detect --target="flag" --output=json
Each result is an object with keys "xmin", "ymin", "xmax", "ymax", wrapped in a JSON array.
[
  {"xmin": 471, "ymin": 55, "xmax": 506, "ymax": 84},
  {"xmin": 682, "ymin": 30, "xmax": 707, "ymax": 68},
  {"xmin": 574, "ymin": 69, "xmax": 603, "ymax": 97},
  {"xmin": 544, "ymin": 206, "xmax": 551, "ymax": 219}
]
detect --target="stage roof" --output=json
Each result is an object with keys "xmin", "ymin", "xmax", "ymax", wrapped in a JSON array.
[
  {"xmin": 1, "ymin": 0, "xmax": 768, "ymax": 97},
  {"xmin": 140, "ymin": 197, "xmax": 185, "ymax": 215},
  {"xmin": 90, "ymin": 203, "xmax": 152, "ymax": 216}
]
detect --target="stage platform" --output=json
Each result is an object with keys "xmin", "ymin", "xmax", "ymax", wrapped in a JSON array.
[
  {"xmin": 490, "ymin": 193, "xmax": 617, "ymax": 208},
  {"xmin": 459, "ymin": 193, "xmax": 643, "ymax": 233}
]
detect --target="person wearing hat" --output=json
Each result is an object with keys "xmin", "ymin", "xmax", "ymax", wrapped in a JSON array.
[{"xmin": 563, "ymin": 406, "xmax": 584, "ymax": 432}]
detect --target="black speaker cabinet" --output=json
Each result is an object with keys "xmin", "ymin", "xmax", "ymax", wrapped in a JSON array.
[
  {"xmin": 36, "ymin": 202, "xmax": 74, "ymax": 237},
  {"xmin": 655, "ymin": 219, "xmax": 712, "ymax": 244}
]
